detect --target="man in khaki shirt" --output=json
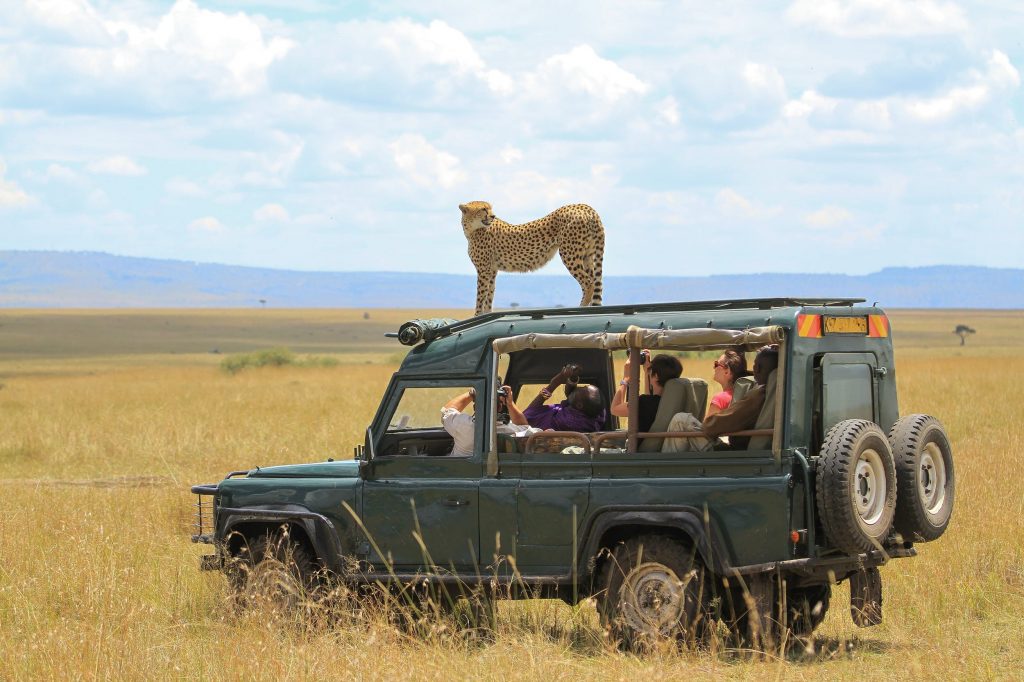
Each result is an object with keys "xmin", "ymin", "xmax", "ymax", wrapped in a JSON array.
[{"xmin": 703, "ymin": 345, "xmax": 779, "ymax": 447}]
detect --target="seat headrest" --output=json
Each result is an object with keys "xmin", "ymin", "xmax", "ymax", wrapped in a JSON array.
[
  {"xmin": 732, "ymin": 375, "xmax": 757, "ymax": 403},
  {"xmin": 639, "ymin": 377, "xmax": 703, "ymax": 452},
  {"xmin": 748, "ymin": 369, "xmax": 778, "ymax": 450}
]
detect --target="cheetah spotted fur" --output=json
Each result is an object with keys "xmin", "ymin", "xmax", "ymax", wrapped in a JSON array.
[{"xmin": 459, "ymin": 201, "xmax": 605, "ymax": 316}]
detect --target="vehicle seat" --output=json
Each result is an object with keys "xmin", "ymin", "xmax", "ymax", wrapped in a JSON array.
[
  {"xmin": 747, "ymin": 370, "xmax": 777, "ymax": 450},
  {"xmin": 732, "ymin": 375, "xmax": 757, "ymax": 403},
  {"xmin": 639, "ymin": 377, "xmax": 707, "ymax": 452}
]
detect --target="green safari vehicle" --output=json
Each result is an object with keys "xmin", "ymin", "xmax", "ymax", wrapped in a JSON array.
[{"xmin": 191, "ymin": 297, "xmax": 955, "ymax": 645}]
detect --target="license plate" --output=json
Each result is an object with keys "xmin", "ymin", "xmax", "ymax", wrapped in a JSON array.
[{"xmin": 823, "ymin": 316, "xmax": 868, "ymax": 335}]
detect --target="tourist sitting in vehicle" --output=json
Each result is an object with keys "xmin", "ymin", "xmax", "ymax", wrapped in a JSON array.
[
  {"xmin": 662, "ymin": 345, "xmax": 779, "ymax": 452},
  {"xmin": 707, "ymin": 348, "xmax": 749, "ymax": 416},
  {"xmin": 523, "ymin": 364, "xmax": 606, "ymax": 432},
  {"xmin": 610, "ymin": 350, "xmax": 683, "ymax": 433},
  {"xmin": 442, "ymin": 384, "xmax": 539, "ymax": 456}
]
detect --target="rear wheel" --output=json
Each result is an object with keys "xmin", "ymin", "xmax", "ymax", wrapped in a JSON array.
[
  {"xmin": 816, "ymin": 420, "xmax": 897, "ymax": 554},
  {"xmin": 888, "ymin": 414, "xmax": 955, "ymax": 542},
  {"xmin": 597, "ymin": 535, "xmax": 707, "ymax": 649}
]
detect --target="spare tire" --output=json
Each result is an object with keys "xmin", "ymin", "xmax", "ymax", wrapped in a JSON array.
[
  {"xmin": 816, "ymin": 419, "xmax": 897, "ymax": 554},
  {"xmin": 888, "ymin": 414, "xmax": 955, "ymax": 542}
]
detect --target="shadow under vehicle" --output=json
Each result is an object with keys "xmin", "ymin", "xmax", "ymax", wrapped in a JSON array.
[{"xmin": 191, "ymin": 298, "xmax": 955, "ymax": 647}]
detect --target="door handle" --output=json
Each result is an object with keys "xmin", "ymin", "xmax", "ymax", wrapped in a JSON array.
[{"xmin": 443, "ymin": 498, "xmax": 470, "ymax": 507}]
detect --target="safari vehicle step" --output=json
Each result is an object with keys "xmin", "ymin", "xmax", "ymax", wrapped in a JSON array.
[{"xmin": 188, "ymin": 296, "xmax": 954, "ymax": 649}]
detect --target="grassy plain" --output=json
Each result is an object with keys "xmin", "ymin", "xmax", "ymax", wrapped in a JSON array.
[{"xmin": 0, "ymin": 307, "xmax": 1022, "ymax": 680}]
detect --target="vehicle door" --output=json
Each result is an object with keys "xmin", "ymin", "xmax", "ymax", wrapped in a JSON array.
[
  {"xmin": 361, "ymin": 378, "xmax": 484, "ymax": 572},
  {"xmin": 815, "ymin": 352, "xmax": 880, "ymax": 442}
]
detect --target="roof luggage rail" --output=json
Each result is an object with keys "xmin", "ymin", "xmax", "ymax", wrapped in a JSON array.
[{"xmin": 388, "ymin": 297, "xmax": 866, "ymax": 346}]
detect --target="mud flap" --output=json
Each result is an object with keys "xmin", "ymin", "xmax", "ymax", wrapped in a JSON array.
[
  {"xmin": 849, "ymin": 566, "xmax": 883, "ymax": 627},
  {"xmin": 744, "ymin": 572, "xmax": 778, "ymax": 651}
]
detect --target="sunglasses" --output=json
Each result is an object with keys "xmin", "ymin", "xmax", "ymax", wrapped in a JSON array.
[{"xmin": 713, "ymin": 360, "xmax": 727, "ymax": 369}]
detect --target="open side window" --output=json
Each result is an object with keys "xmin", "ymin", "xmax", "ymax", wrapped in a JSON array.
[
  {"xmin": 496, "ymin": 347, "xmax": 618, "ymax": 431},
  {"xmin": 376, "ymin": 380, "xmax": 484, "ymax": 458},
  {"xmin": 812, "ymin": 352, "xmax": 879, "ymax": 453}
]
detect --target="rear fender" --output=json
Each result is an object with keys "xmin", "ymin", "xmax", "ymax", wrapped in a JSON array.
[{"xmin": 580, "ymin": 507, "xmax": 733, "ymax": 580}]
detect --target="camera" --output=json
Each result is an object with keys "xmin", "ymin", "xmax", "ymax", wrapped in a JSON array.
[{"xmin": 496, "ymin": 386, "xmax": 510, "ymax": 424}]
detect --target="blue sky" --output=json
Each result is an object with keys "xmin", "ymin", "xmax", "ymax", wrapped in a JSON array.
[{"xmin": 0, "ymin": 0, "xmax": 1021, "ymax": 276}]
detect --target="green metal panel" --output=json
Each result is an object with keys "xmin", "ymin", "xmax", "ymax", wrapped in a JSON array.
[
  {"xmin": 360, "ymin": 456, "xmax": 482, "ymax": 570},
  {"xmin": 478, "ymin": 474, "xmax": 519, "ymax": 577},
  {"xmin": 821, "ymin": 352, "xmax": 877, "ymax": 432},
  {"xmin": 497, "ymin": 451, "xmax": 591, "ymax": 571},
  {"xmin": 589, "ymin": 451, "xmax": 789, "ymax": 566}
]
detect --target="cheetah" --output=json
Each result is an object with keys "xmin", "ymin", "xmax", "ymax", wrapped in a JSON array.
[{"xmin": 459, "ymin": 201, "xmax": 605, "ymax": 316}]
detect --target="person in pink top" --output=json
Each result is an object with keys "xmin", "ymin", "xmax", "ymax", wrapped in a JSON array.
[{"xmin": 707, "ymin": 349, "xmax": 749, "ymax": 416}]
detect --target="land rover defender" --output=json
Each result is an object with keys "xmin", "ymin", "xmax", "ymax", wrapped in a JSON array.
[{"xmin": 191, "ymin": 298, "xmax": 955, "ymax": 644}]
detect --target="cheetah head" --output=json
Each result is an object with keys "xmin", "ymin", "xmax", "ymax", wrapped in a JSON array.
[{"xmin": 458, "ymin": 201, "xmax": 494, "ymax": 238}]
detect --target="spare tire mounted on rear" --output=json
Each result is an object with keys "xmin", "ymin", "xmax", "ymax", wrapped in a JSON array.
[{"xmin": 816, "ymin": 419, "xmax": 898, "ymax": 554}]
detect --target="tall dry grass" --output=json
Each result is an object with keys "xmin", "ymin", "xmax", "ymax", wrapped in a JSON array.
[{"xmin": 0, "ymin": 309, "xmax": 1022, "ymax": 680}]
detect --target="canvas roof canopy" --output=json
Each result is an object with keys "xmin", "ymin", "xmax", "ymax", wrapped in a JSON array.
[{"xmin": 492, "ymin": 325, "xmax": 784, "ymax": 355}]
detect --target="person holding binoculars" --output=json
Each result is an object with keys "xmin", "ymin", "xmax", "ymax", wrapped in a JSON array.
[{"xmin": 522, "ymin": 363, "xmax": 606, "ymax": 432}]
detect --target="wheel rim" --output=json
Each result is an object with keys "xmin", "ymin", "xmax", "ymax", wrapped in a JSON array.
[
  {"xmin": 853, "ymin": 448, "xmax": 887, "ymax": 528},
  {"xmin": 618, "ymin": 562, "xmax": 693, "ymax": 636},
  {"xmin": 919, "ymin": 442, "xmax": 947, "ymax": 515}
]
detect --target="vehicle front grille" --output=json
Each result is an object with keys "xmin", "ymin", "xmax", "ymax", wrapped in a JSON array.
[{"xmin": 190, "ymin": 484, "xmax": 218, "ymax": 544}]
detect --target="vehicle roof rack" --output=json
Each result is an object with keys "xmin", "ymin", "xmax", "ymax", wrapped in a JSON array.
[{"xmin": 389, "ymin": 297, "xmax": 866, "ymax": 345}]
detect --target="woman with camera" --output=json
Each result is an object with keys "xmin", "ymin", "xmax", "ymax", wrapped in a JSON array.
[{"xmin": 610, "ymin": 350, "xmax": 682, "ymax": 433}]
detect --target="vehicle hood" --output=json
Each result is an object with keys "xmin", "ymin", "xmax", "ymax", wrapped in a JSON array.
[{"xmin": 244, "ymin": 460, "xmax": 360, "ymax": 479}]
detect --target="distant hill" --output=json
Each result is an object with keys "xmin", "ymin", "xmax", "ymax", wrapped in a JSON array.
[{"xmin": 0, "ymin": 250, "xmax": 1021, "ymax": 309}]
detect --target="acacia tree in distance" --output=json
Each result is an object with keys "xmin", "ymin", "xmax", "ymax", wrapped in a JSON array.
[{"xmin": 954, "ymin": 324, "xmax": 976, "ymax": 346}]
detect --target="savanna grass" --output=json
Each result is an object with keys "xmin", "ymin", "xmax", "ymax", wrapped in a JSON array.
[{"xmin": 0, "ymin": 308, "xmax": 1022, "ymax": 679}]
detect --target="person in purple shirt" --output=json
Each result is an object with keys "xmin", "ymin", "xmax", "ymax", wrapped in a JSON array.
[{"xmin": 522, "ymin": 364, "xmax": 606, "ymax": 432}]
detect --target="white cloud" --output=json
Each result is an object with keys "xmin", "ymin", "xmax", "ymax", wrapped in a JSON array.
[
  {"xmin": 530, "ymin": 45, "xmax": 649, "ymax": 103},
  {"xmin": 905, "ymin": 50, "xmax": 1019, "ymax": 122},
  {"xmin": 22, "ymin": 0, "xmax": 108, "ymax": 42},
  {"xmin": 380, "ymin": 19, "xmax": 513, "ymax": 95},
  {"xmin": 14, "ymin": 0, "xmax": 293, "ymax": 101},
  {"xmin": 188, "ymin": 216, "xmax": 224, "ymax": 232},
  {"xmin": 0, "ymin": 161, "xmax": 34, "ymax": 208},
  {"xmin": 783, "ymin": 50, "xmax": 1019, "ymax": 128},
  {"xmin": 390, "ymin": 134, "xmax": 466, "ymax": 189},
  {"xmin": 743, "ymin": 62, "xmax": 787, "ymax": 100},
  {"xmin": 784, "ymin": 90, "xmax": 839, "ymax": 119},
  {"xmin": 656, "ymin": 96, "xmax": 681, "ymax": 125},
  {"xmin": 239, "ymin": 135, "xmax": 305, "ymax": 187},
  {"xmin": 106, "ymin": 0, "xmax": 294, "ymax": 96},
  {"xmin": 787, "ymin": 0, "xmax": 968, "ymax": 37},
  {"xmin": 499, "ymin": 146, "xmax": 523, "ymax": 164},
  {"xmin": 253, "ymin": 203, "xmax": 289, "ymax": 222},
  {"xmin": 804, "ymin": 205, "xmax": 853, "ymax": 228},
  {"xmin": 46, "ymin": 163, "xmax": 78, "ymax": 182},
  {"xmin": 165, "ymin": 177, "xmax": 205, "ymax": 197},
  {"xmin": 87, "ymin": 155, "xmax": 147, "ymax": 176},
  {"xmin": 715, "ymin": 188, "xmax": 781, "ymax": 220}
]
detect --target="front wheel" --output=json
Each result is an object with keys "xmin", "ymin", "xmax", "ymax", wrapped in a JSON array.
[
  {"xmin": 597, "ymin": 535, "xmax": 707, "ymax": 648},
  {"xmin": 228, "ymin": 529, "xmax": 322, "ymax": 612}
]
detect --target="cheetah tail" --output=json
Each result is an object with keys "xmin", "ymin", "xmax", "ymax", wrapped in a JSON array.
[{"xmin": 591, "ymin": 217, "xmax": 605, "ymax": 306}]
